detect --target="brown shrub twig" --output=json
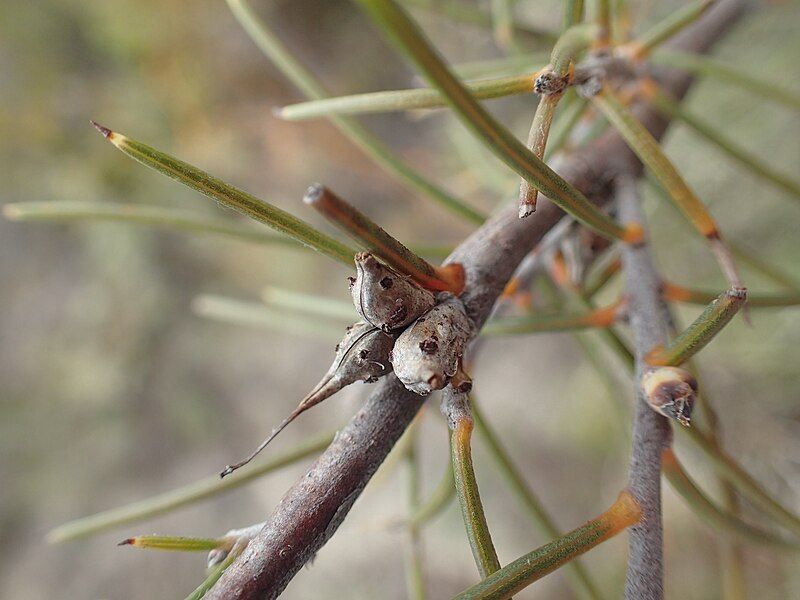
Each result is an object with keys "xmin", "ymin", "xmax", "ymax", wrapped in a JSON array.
[{"xmin": 206, "ymin": 2, "xmax": 749, "ymax": 597}]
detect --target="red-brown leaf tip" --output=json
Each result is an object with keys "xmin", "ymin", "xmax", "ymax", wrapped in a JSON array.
[
  {"xmin": 117, "ymin": 538, "xmax": 135, "ymax": 546},
  {"xmin": 90, "ymin": 120, "xmax": 113, "ymax": 139}
]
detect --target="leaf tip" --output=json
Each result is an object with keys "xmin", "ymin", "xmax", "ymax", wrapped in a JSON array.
[
  {"xmin": 90, "ymin": 120, "xmax": 114, "ymax": 140},
  {"xmin": 302, "ymin": 183, "xmax": 325, "ymax": 206},
  {"xmin": 118, "ymin": 537, "xmax": 135, "ymax": 546}
]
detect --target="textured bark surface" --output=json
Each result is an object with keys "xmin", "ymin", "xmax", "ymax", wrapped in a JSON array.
[{"xmin": 207, "ymin": 2, "xmax": 749, "ymax": 597}]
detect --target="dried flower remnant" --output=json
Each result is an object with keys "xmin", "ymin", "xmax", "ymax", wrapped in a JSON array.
[
  {"xmin": 642, "ymin": 366, "xmax": 697, "ymax": 426},
  {"xmin": 351, "ymin": 252, "xmax": 436, "ymax": 332},
  {"xmin": 220, "ymin": 322, "xmax": 395, "ymax": 477},
  {"xmin": 391, "ymin": 295, "xmax": 473, "ymax": 395}
]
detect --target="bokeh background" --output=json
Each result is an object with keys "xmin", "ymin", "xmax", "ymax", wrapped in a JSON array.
[{"xmin": 2, "ymin": 1, "xmax": 799, "ymax": 598}]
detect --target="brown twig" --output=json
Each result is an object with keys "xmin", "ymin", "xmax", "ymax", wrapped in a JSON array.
[
  {"xmin": 617, "ymin": 175, "xmax": 673, "ymax": 599},
  {"xmin": 206, "ymin": 2, "xmax": 749, "ymax": 597}
]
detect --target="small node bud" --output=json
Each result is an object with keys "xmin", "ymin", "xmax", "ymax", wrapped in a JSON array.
[
  {"xmin": 351, "ymin": 253, "xmax": 436, "ymax": 332},
  {"xmin": 534, "ymin": 70, "xmax": 568, "ymax": 95},
  {"xmin": 642, "ymin": 366, "xmax": 697, "ymax": 426}
]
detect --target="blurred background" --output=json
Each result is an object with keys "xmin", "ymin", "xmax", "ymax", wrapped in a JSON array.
[{"xmin": 2, "ymin": 1, "xmax": 799, "ymax": 598}]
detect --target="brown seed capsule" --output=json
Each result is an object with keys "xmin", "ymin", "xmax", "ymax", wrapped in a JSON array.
[
  {"xmin": 351, "ymin": 252, "xmax": 437, "ymax": 332},
  {"xmin": 220, "ymin": 322, "xmax": 394, "ymax": 477},
  {"xmin": 391, "ymin": 295, "xmax": 473, "ymax": 396},
  {"xmin": 641, "ymin": 366, "xmax": 697, "ymax": 426}
]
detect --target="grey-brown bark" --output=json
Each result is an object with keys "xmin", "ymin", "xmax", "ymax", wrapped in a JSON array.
[
  {"xmin": 207, "ymin": 2, "xmax": 749, "ymax": 597},
  {"xmin": 617, "ymin": 175, "xmax": 672, "ymax": 600}
]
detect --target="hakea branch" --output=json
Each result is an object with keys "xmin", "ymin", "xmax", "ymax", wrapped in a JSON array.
[
  {"xmin": 617, "ymin": 174, "xmax": 673, "ymax": 599},
  {"xmin": 206, "ymin": 2, "xmax": 750, "ymax": 597}
]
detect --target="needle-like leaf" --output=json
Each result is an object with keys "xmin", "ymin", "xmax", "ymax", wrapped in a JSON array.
[
  {"xmin": 644, "ymin": 84, "xmax": 800, "ymax": 202},
  {"xmin": 47, "ymin": 431, "xmax": 334, "ymax": 543},
  {"xmin": 646, "ymin": 287, "xmax": 747, "ymax": 366},
  {"xmin": 445, "ymin": 391, "xmax": 502, "ymax": 579},
  {"xmin": 89, "ymin": 123, "xmax": 356, "ymax": 266},
  {"xmin": 304, "ymin": 184, "xmax": 464, "ymax": 293},
  {"xmin": 193, "ymin": 295, "xmax": 344, "ymax": 340},
  {"xmin": 662, "ymin": 282, "xmax": 799, "ymax": 308},
  {"xmin": 662, "ymin": 449, "xmax": 800, "ymax": 550},
  {"xmin": 226, "ymin": 0, "xmax": 485, "ymax": 224},
  {"xmin": 628, "ymin": 0, "xmax": 714, "ymax": 58},
  {"xmin": 591, "ymin": 89, "xmax": 741, "ymax": 287},
  {"xmin": 355, "ymin": 0, "xmax": 641, "ymax": 243},
  {"xmin": 484, "ymin": 298, "xmax": 624, "ymax": 335},
  {"xmin": 3, "ymin": 201, "xmax": 308, "ymax": 248},
  {"xmin": 519, "ymin": 24, "xmax": 598, "ymax": 214},
  {"xmin": 277, "ymin": 73, "xmax": 540, "ymax": 120},
  {"xmin": 652, "ymin": 50, "xmax": 800, "ymax": 112},
  {"xmin": 472, "ymin": 401, "xmax": 604, "ymax": 600},
  {"xmin": 451, "ymin": 491, "xmax": 642, "ymax": 600},
  {"xmin": 118, "ymin": 535, "xmax": 223, "ymax": 552}
]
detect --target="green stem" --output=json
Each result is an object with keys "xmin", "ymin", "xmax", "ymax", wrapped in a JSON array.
[
  {"xmin": 646, "ymin": 287, "xmax": 747, "ymax": 366},
  {"xmin": 277, "ymin": 73, "xmax": 538, "ymax": 120},
  {"xmin": 451, "ymin": 491, "xmax": 641, "ymax": 600},
  {"xmin": 472, "ymin": 402, "xmax": 604, "ymax": 600},
  {"xmin": 490, "ymin": 0, "xmax": 515, "ymax": 49},
  {"xmin": 92, "ymin": 124, "xmax": 355, "ymax": 265},
  {"xmin": 226, "ymin": 0, "xmax": 485, "ymax": 224},
  {"xmin": 47, "ymin": 431, "xmax": 334, "ymax": 543},
  {"xmin": 356, "ymin": 0, "xmax": 638, "ymax": 243}
]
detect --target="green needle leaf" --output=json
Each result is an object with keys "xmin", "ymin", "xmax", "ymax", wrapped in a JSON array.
[
  {"xmin": 662, "ymin": 449, "xmax": 800, "ymax": 551},
  {"xmin": 277, "ymin": 73, "xmax": 538, "ymax": 120},
  {"xmin": 591, "ymin": 89, "xmax": 741, "ymax": 287},
  {"xmin": 3, "ymin": 201, "xmax": 305, "ymax": 248},
  {"xmin": 631, "ymin": 0, "xmax": 714, "ymax": 57},
  {"xmin": 652, "ymin": 50, "xmax": 800, "ymax": 112},
  {"xmin": 355, "ymin": 0, "xmax": 639, "ymax": 243},
  {"xmin": 448, "ymin": 396, "xmax": 502, "ymax": 578},
  {"xmin": 226, "ymin": 0, "xmax": 485, "ymax": 224},
  {"xmin": 90, "ymin": 123, "xmax": 355, "ymax": 266},
  {"xmin": 646, "ymin": 287, "xmax": 747, "ymax": 366},
  {"xmin": 118, "ymin": 535, "xmax": 223, "ymax": 552},
  {"xmin": 646, "ymin": 86, "xmax": 800, "ymax": 202},
  {"xmin": 47, "ymin": 431, "xmax": 334, "ymax": 543},
  {"xmin": 472, "ymin": 400, "xmax": 604, "ymax": 600},
  {"xmin": 451, "ymin": 491, "xmax": 642, "ymax": 600},
  {"xmin": 193, "ymin": 295, "xmax": 345, "ymax": 340},
  {"xmin": 484, "ymin": 299, "xmax": 623, "ymax": 335}
]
